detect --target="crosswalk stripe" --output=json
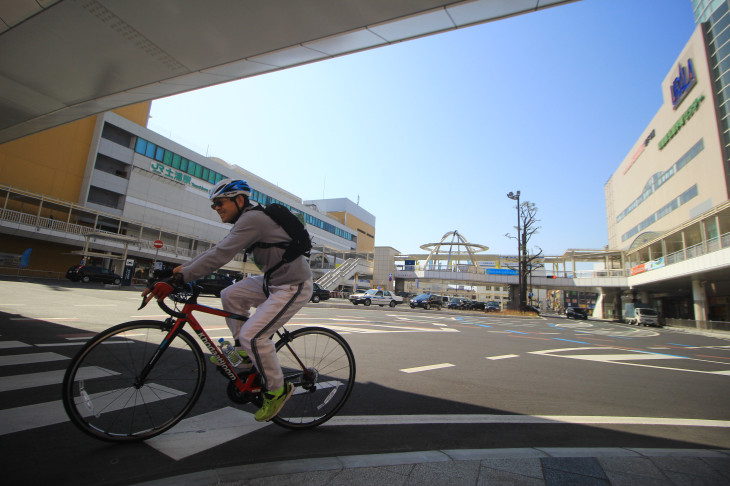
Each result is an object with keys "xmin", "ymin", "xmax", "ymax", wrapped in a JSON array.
[
  {"xmin": 0, "ymin": 352, "xmax": 68, "ymax": 366},
  {"xmin": 0, "ymin": 382, "xmax": 185, "ymax": 436},
  {"xmin": 0, "ymin": 366, "xmax": 118, "ymax": 392},
  {"xmin": 146, "ymin": 407, "xmax": 269, "ymax": 460},
  {"xmin": 0, "ymin": 340, "xmax": 30, "ymax": 349}
]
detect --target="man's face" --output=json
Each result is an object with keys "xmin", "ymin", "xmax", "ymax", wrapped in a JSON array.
[{"xmin": 211, "ymin": 196, "xmax": 240, "ymax": 223}]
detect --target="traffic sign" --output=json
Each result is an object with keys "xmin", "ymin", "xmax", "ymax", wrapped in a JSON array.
[{"xmin": 153, "ymin": 240, "xmax": 164, "ymax": 249}]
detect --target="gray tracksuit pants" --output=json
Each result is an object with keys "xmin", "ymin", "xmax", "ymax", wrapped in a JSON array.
[{"xmin": 220, "ymin": 275, "xmax": 313, "ymax": 391}]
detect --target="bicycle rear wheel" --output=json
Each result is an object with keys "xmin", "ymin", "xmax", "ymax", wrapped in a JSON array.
[
  {"xmin": 272, "ymin": 327, "xmax": 355, "ymax": 429},
  {"xmin": 62, "ymin": 320, "xmax": 206, "ymax": 442}
]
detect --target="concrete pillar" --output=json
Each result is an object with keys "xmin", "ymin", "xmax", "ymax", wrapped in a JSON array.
[
  {"xmin": 593, "ymin": 288, "xmax": 605, "ymax": 319},
  {"xmin": 692, "ymin": 278, "xmax": 708, "ymax": 327}
]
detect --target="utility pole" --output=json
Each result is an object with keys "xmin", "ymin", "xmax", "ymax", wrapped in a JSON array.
[{"xmin": 507, "ymin": 191, "xmax": 522, "ymax": 311}]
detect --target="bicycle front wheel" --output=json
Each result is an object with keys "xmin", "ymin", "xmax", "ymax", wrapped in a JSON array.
[
  {"xmin": 62, "ymin": 320, "xmax": 206, "ymax": 442},
  {"xmin": 272, "ymin": 327, "xmax": 355, "ymax": 429}
]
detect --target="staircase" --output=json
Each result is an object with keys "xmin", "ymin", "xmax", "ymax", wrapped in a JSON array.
[{"xmin": 316, "ymin": 257, "xmax": 372, "ymax": 290}]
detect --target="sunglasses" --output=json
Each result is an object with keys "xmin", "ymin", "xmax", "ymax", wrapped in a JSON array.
[{"xmin": 210, "ymin": 199, "xmax": 227, "ymax": 209}]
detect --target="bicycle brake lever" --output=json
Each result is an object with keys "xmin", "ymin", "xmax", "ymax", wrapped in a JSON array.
[{"xmin": 138, "ymin": 295, "xmax": 150, "ymax": 310}]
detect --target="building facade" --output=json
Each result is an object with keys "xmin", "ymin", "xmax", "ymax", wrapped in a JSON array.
[
  {"xmin": 0, "ymin": 104, "xmax": 370, "ymax": 281},
  {"xmin": 606, "ymin": 15, "xmax": 730, "ymax": 323}
]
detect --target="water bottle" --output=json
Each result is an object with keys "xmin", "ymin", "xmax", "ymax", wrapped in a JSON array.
[{"xmin": 218, "ymin": 338, "xmax": 242, "ymax": 367}]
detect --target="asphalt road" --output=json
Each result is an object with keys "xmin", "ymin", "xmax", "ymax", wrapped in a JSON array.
[{"xmin": 1, "ymin": 278, "xmax": 729, "ymax": 485}]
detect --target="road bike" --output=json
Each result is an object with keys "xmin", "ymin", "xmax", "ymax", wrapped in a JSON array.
[{"xmin": 61, "ymin": 283, "xmax": 356, "ymax": 442}]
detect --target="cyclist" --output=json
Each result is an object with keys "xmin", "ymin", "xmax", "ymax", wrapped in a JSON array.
[{"xmin": 142, "ymin": 178, "xmax": 313, "ymax": 421}]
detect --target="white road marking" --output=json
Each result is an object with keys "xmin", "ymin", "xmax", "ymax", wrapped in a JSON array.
[
  {"xmin": 322, "ymin": 415, "xmax": 730, "ymax": 428},
  {"xmin": 146, "ymin": 407, "xmax": 269, "ymax": 460},
  {"xmin": 0, "ymin": 352, "xmax": 68, "ymax": 366},
  {"xmin": 530, "ymin": 346, "xmax": 730, "ymax": 376},
  {"xmin": 560, "ymin": 353, "xmax": 686, "ymax": 362},
  {"xmin": 0, "ymin": 366, "xmax": 117, "ymax": 392},
  {"xmin": 0, "ymin": 340, "xmax": 30, "ymax": 349},
  {"xmin": 73, "ymin": 304, "xmax": 118, "ymax": 307},
  {"xmin": 487, "ymin": 354, "xmax": 519, "ymax": 360},
  {"xmin": 0, "ymin": 383, "xmax": 186, "ymax": 436},
  {"xmin": 401, "ymin": 363, "xmax": 455, "ymax": 373}
]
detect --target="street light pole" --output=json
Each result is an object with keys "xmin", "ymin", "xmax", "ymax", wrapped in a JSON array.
[{"xmin": 507, "ymin": 191, "xmax": 521, "ymax": 311}]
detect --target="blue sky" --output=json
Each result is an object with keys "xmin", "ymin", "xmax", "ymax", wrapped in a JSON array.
[{"xmin": 148, "ymin": 0, "xmax": 697, "ymax": 257}]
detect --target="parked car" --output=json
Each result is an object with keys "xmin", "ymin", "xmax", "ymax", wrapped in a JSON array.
[
  {"xmin": 66, "ymin": 265, "xmax": 122, "ymax": 285},
  {"xmin": 193, "ymin": 273, "xmax": 236, "ymax": 297},
  {"xmin": 470, "ymin": 301, "xmax": 486, "ymax": 311},
  {"xmin": 448, "ymin": 297, "xmax": 470, "ymax": 310},
  {"xmin": 485, "ymin": 301, "xmax": 500, "ymax": 312},
  {"xmin": 409, "ymin": 294, "xmax": 443, "ymax": 310},
  {"xmin": 349, "ymin": 289, "xmax": 403, "ymax": 307},
  {"xmin": 566, "ymin": 307, "xmax": 588, "ymax": 320},
  {"xmin": 311, "ymin": 282, "xmax": 330, "ymax": 303}
]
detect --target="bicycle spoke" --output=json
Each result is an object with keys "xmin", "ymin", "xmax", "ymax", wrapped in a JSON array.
[
  {"xmin": 62, "ymin": 321, "xmax": 205, "ymax": 442},
  {"xmin": 272, "ymin": 327, "xmax": 355, "ymax": 429}
]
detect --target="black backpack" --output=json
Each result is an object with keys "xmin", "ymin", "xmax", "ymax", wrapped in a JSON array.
[{"xmin": 245, "ymin": 203, "xmax": 312, "ymax": 295}]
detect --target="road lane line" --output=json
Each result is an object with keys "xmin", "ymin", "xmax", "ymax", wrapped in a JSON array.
[
  {"xmin": 487, "ymin": 355, "xmax": 519, "ymax": 360},
  {"xmin": 401, "ymin": 363, "xmax": 455, "ymax": 373},
  {"xmin": 322, "ymin": 415, "xmax": 730, "ymax": 428}
]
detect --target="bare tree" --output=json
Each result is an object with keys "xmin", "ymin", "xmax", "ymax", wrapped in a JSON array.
[{"xmin": 505, "ymin": 201, "xmax": 542, "ymax": 310}]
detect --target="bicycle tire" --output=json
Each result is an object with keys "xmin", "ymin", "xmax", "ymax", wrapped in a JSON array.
[
  {"xmin": 62, "ymin": 320, "xmax": 206, "ymax": 442},
  {"xmin": 272, "ymin": 327, "xmax": 355, "ymax": 429}
]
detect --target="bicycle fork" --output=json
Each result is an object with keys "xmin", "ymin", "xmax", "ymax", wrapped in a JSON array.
[{"xmin": 134, "ymin": 317, "xmax": 185, "ymax": 388}]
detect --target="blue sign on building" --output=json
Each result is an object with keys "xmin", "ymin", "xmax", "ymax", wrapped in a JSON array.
[
  {"xmin": 487, "ymin": 268, "xmax": 518, "ymax": 275},
  {"xmin": 670, "ymin": 59, "xmax": 696, "ymax": 109}
]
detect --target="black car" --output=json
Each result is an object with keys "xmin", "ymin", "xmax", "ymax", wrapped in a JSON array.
[
  {"xmin": 193, "ymin": 273, "xmax": 236, "ymax": 297},
  {"xmin": 470, "ymin": 301, "xmax": 486, "ymax": 311},
  {"xmin": 485, "ymin": 301, "xmax": 500, "ymax": 312},
  {"xmin": 409, "ymin": 294, "xmax": 443, "ymax": 310},
  {"xmin": 311, "ymin": 282, "xmax": 330, "ymax": 303},
  {"xmin": 566, "ymin": 307, "xmax": 588, "ymax": 319},
  {"xmin": 447, "ymin": 297, "xmax": 470, "ymax": 310},
  {"xmin": 66, "ymin": 265, "xmax": 122, "ymax": 284}
]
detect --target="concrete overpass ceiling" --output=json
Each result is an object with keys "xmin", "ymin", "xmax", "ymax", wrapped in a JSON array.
[{"xmin": 0, "ymin": 0, "xmax": 579, "ymax": 144}]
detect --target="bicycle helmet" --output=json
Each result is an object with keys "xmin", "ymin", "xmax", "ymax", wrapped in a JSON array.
[{"xmin": 209, "ymin": 179, "xmax": 251, "ymax": 200}]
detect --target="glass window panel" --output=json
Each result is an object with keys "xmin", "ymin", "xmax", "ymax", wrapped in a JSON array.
[
  {"xmin": 187, "ymin": 161, "xmax": 197, "ymax": 175},
  {"xmin": 202, "ymin": 168, "xmax": 209, "ymax": 181},
  {"xmin": 180, "ymin": 158, "xmax": 188, "ymax": 172},
  {"xmin": 145, "ymin": 142, "xmax": 156, "ymax": 158},
  {"xmin": 195, "ymin": 164, "xmax": 203, "ymax": 178},
  {"xmin": 135, "ymin": 138, "xmax": 147, "ymax": 154},
  {"xmin": 172, "ymin": 154, "xmax": 181, "ymax": 169},
  {"xmin": 155, "ymin": 146, "xmax": 164, "ymax": 161}
]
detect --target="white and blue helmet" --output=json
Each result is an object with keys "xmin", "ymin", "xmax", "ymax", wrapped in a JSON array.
[{"xmin": 209, "ymin": 178, "xmax": 251, "ymax": 200}]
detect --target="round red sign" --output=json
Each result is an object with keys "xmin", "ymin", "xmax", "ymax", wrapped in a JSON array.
[{"xmin": 153, "ymin": 240, "xmax": 164, "ymax": 249}]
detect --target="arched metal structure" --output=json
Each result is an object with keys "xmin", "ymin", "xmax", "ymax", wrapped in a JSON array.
[{"xmin": 420, "ymin": 230, "xmax": 488, "ymax": 273}]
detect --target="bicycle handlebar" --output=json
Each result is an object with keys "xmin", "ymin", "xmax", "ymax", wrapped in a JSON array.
[
  {"xmin": 139, "ymin": 274, "xmax": 202, "ymax": 319},
  {"xmin": 157, "ymin": 298, "xmax": 187, "ymax": 319}
]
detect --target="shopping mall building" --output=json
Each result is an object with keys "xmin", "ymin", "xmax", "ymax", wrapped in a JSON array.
[{"xmin": 606, "ymin": 3, "xmax": 730, "ymax": 323}]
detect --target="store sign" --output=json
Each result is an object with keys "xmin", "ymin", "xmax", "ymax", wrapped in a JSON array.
[
  {"xmin": 658, "ymin": 95, "xmax": 705, "ymax": 150},
  {"xmin": 623, "ymin": 129, "xmax": 656, "ymax": 175},
  {"xmin": 670, "ymin": 59, "xmax": 696, "ymax": 109},
  {"xmin": 150, "ymin": 162, "xmax": 208, "ymax": 193}
]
